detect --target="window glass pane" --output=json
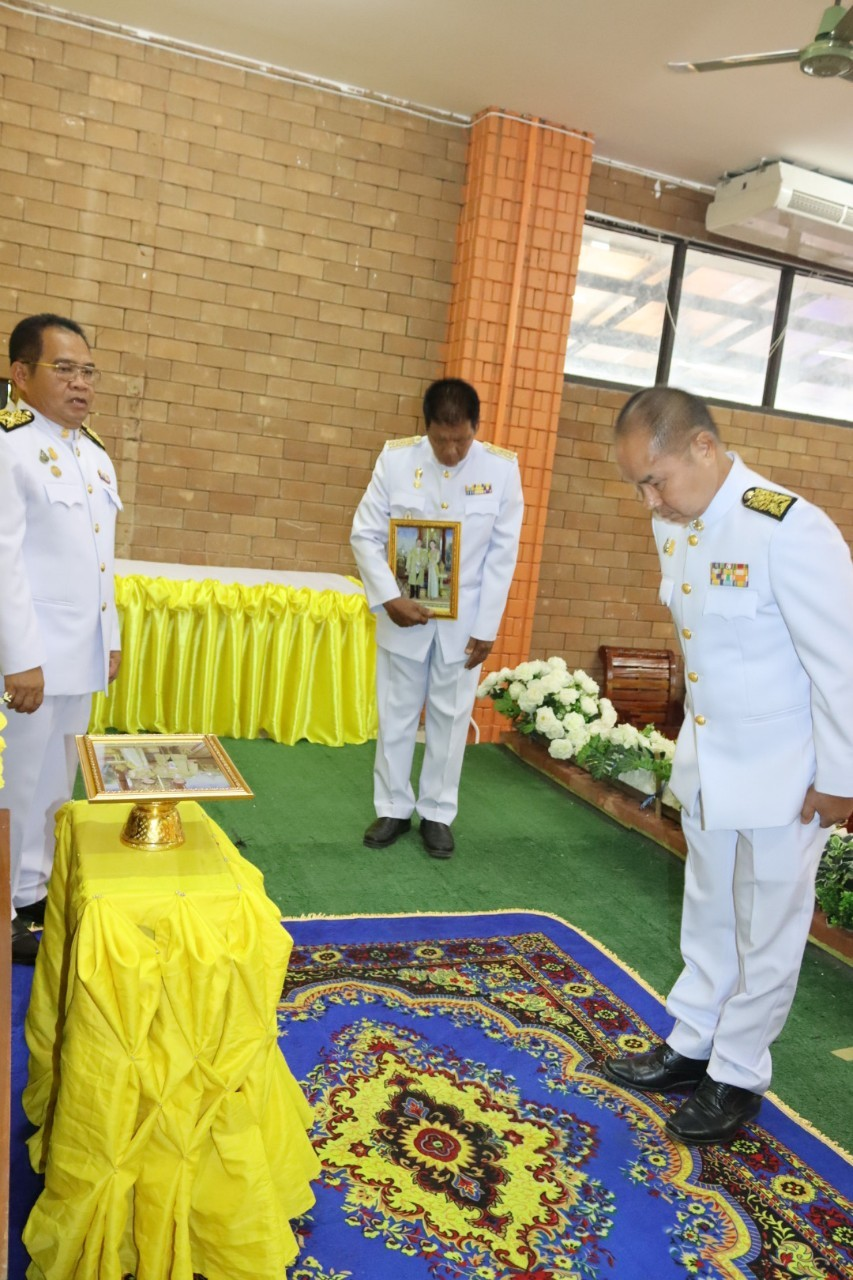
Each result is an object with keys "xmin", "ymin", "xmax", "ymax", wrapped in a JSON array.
[
  {"xmin": 775, "ymin": 276, "xmax": 853, "ymax": 421},
  {"xmin": 565, "ymin": 227, "xmax": 673, "ymax": 386},
  {"xmin": 669, "ymin": 249, "xmax": 780, "ymax": 405}
]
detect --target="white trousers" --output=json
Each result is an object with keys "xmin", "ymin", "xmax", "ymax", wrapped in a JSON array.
[
  {"xmin": 373, "ymin": 640, "xmax": 481, "ymax": 825},
  {"xmin": 666, "ymin": 806, "xmax": 825, "ymax": 1094},
  {"xmin": 2, "ymin": 693, "xmax": 91, "ymax": 910}
]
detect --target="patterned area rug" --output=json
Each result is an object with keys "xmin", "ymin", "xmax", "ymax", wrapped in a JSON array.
[{"xmin": 279, "ymin": 911, "xmax": 853, "ymax": 1280}]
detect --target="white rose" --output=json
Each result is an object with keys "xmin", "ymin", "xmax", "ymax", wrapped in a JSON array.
[
  {"xmin": 579, "ymin": 695, "xmax": 599, "ymax": 717},
  {"xmin": 511, "ymin": 661, "xmax": 536, "ymax": 681},
  {"xmin": 535, "ymin": 706, "xmax": 566, "ymax": 739},
  {"xmin": 572, "ymin": 670, "xmax": 599, "ymax": 697},
  {"xmin": 516, "ymin": 689, "xmax": 540, "ymax": 714},
  {"xmin": 549, "ymin": 738, "xmax": 575, "ymax": 760},
  {"xmin": 599, "ymin": 698, "xmax": 618, "ymax": 729},
  {"xmin": 557, "ymin": 687, "xmax": 579, "ymax": 707},
  {"xmin": 539, "ymin": 671, "xmax": 568, "ymax": 696},
  {"xmin": 524, "ymin": 679, "xmax": 547, "ymax": 707},
  {"xmin": 648, "ymin": 729, "xmax": 675, "ymax": 756},
  {"xmin": 508, "ymin": 681, "xmax": 524, "ymax": 700},
  {"xmin": 547, "ymin": 656, "xmax": 568, "ymax": 672},
  {"xmin": 609, "ymin": 723, "xmax": 640, "ymax": 748},
  {"xmin": 567, "ymin": 723, "xmax": 591, "ymax": 751}
]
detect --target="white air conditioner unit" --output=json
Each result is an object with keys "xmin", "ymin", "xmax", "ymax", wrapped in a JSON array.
[{"xmin": 706, "ymin": 161, "xmax": 853, "ymax": 272}]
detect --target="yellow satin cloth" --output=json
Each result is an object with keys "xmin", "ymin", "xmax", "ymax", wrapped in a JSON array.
[
  {"xmin": 90, "ymin": 573, "xmax": 378, "ymax": 745},
  {"xmin": 23, "ymin": 800, "xmax": 320, "ymax": 1280}
]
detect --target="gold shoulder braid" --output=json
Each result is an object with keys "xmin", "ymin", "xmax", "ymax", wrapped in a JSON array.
[
  {"xmin": 742, "ymin": 487, "xmax": 798, "ymax": 521},
  {"xmin": 0, "ymin": 406, "xmax": 34, "ymax": 431},
  {"xmin": 483, "ymin": 441, "xmax": 517, "ymax": 461},
  {"xmin": 81, "ymin": 424, "xmax": 107, "ymax": 451},
  {"xmin": 385, "ymin": 435, "xmax": 422, "ymax": 450}
]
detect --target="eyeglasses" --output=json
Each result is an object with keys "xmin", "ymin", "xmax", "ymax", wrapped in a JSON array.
[{"xmin": 28, "ymin": 361, "xmax": 101, "ymax": 385}]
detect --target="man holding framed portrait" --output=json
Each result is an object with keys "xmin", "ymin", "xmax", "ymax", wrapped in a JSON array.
[{"xmin": 351, "ymin": 378, "xmax": 524, "ymax": 859}]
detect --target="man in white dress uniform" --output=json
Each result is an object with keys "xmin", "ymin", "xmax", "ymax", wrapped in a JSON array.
[
  {"xmin": 351, "ymin": 379, "xmax": 524, "ymax": 858},
  {"xmin": 0, "ymin": 314, "xmax": 122, "ymax": 963},
  {"xmin": 605, "ymin": 386, "xmax": 853, "ymax": 1144}
]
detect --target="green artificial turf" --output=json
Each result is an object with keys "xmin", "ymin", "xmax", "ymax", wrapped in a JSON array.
[{"xmin": 200, "ymin": 738, "xmax": 853, "ymax": 1154}]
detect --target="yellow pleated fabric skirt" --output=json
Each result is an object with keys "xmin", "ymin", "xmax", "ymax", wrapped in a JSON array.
[
  {"xmin": 90, "ymin": 573, "xmax": 378, "ymax": 745},
  {"xmin": 23, "ymin": 800, "xmax": 320, "ymax": 1280}
]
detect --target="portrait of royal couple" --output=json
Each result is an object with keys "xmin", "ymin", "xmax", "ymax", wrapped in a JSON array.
[{"xmin": 394, "ymin": 522, "xmax": 456, "ymax": 612}]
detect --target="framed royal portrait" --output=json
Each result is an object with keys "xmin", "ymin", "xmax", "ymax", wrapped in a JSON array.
[
  {"xmin": 76, "ymin": 733, "xmax": 254, "ymax": 803},
  {"xmin": 389, "ymin": 518, "xmax": 461, "ymax": 619}
]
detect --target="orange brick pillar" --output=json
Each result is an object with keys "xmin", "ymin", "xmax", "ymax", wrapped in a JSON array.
[{"xmin": 445, "ymin": 108, "xmax": 593, "ymax": 742}]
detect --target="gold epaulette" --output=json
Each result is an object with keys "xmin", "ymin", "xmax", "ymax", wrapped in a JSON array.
[
  {"xmin": 385, "ymin": 435, "xmax": 423, "ymax": 450},
  {"xmin": 81, "ymin": 424, "xmax": 107, "ymax": 451},
  {"xmin": 0, "ymin": 406, "xmax": 34, "ymax": 431},
  {"xmin": 483, "ymin": 441, "xmax": 516, "ymax": 461},
  {"xmin": 742, "ymin": 486, "xmax": 797, "ymax": 521}
]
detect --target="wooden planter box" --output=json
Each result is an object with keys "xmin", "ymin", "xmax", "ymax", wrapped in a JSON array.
[{"xmin": 503, "ymin": 733, "xmax": 853, "ymax": 967}]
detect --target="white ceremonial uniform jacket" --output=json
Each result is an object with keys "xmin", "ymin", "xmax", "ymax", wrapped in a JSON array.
[
  {"xmin": 0, "ymin": 401, "xmax": 122, "ymax": 695},
  {"xmin": 655, "ymin": 453, "xmax": 853, "ymax": 830},
  {"xmin": 351, "ymin": 435, "xmax": 524, "ymax": 664}
]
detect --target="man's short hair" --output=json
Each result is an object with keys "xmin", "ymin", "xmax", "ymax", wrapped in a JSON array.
[
  {"xmin": 615, "ymin": 386, "xmax": 719, "ymax": 456},
  {"xmin": 422, "ymin": 378, "xmax": 480, "ymax": 429},
  {"xmin": 9, "ymin": 314, "xmax": 89, "ymax": 366}
]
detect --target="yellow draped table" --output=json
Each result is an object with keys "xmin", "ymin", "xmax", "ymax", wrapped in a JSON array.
[
  {"xmin": 23, "ymin": 800, "xmax": 320, "ymax": 1280},
  {"xmin": 90, "ymin": 565, "xmax": 378, "ymax": 745}
]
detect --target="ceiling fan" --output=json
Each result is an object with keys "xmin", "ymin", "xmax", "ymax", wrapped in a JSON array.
[{"xmin": 669, "ymin": 3, "xmax": 853, "ymax": 79}]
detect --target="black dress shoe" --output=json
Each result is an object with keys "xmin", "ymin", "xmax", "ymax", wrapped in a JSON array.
[
  {"xmin": 603, "ymin": 1042, "xmax": 710, "ymax": 1092},
  {"xmin": 420, "ymin": 820, "xmax": 454, "ymax": 859},
  {"xmin": 666, "ymin": 1076, "xmax": 762, "ymax": 1145},
  {"xmin": 12, "ymin": 917, "xmax": 40, "ymax": 965},
  {"xmin": 363, "ymin": 816, "xmax": 411, "ymax": 848},
  {"xmin": 16, "ymin": 896, "xmax": 47, "ymax": 927}
]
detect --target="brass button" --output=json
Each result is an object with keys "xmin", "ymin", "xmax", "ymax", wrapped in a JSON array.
[
  {"xmin": 682, "ymin": 627, "xmax": 692, "ymax": 640},
  {"xmin": 100, "ymin": 563, "xmax": 106, "ymax": 572},
  {"xmin": 87, "ymin": 484, "xmax": 93, "ymax": 494},
  {"xmin": 101, "ymin": 602, "xmax": 107, "ymax": 612},
  {"xmin": 76, "ymin": 448, "xmax": 81, "ymax": 457},
  {"xmin": 443, "ymin": 470, "xmax": 450, "ymax": 478},
  {"xmin": 692, "ymin": 519, "xmax": 705, "ymax": 532},
  {"xmin": 94, "ymin": 523, "xmax": 100, "ymax": 533},
  {"xmin": 695, "ymin": 715, "xmax": 706, "ymax": 726},
  {"xmin": 688, "ymin": 671, "xmax": 699, "ymax": 683},
  {"xmin": 441, "ymin": 502, "xmax": 448, "ymax": 510},
  {"xmin": 688, "ymin": 534, "xmax": 699, "ymax": 546},
  {"xmin": 682, "ymin": 583, "xmax": 691, "ymax": 595}
]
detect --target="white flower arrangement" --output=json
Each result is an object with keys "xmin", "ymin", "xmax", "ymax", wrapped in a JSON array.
[
  {"xmin": 478, "ymin": 656, "xmax": 679, "ymax": 807},
  {"xmin": 477, "ymin": 657, "xmax": 618, "ymax": 762}
]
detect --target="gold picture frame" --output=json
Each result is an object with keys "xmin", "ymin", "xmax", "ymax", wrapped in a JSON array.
[
  {"xmin": 76, "ymin": 733, "xmax": 253, "ymax": 849},
  {"xmin": 389, "ymin": 518, "xmax": 461, "ymax": 619}
]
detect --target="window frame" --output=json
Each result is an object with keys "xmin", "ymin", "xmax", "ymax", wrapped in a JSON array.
[{"xmin": 566, "ymin": 217, "xmax": 853, "ymax": 428}]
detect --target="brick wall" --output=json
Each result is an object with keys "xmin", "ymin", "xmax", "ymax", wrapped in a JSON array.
[
  {"xmin": 3, "ymin": 6, "xmax": 850, "ymax": 692},
  {"xmin": 531, "ymin": 162, "xmax": 853, "ymax": 686},
  {"xmin": 0, "ymin": 4, "xmax": 466, "ymax": 569}
]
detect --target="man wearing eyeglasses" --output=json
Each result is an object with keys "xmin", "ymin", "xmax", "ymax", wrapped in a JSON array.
[{"xmin": 0, "ymin": 313, "xmax": 122, "ymax": 963}]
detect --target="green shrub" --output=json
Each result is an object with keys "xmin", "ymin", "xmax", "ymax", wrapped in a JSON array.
[{"xmin": 815, "ymin": 831, "xmax": 853, "ymax": 930}]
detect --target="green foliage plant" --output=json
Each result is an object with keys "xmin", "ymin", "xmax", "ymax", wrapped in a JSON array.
[{"xmin": 815, "ymin": 830, "xmax": 853, "ymax": 930}]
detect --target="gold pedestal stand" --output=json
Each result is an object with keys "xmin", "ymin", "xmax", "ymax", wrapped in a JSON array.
[{"xmin": 120, "ymin": 800, "xmax": 185, "ymax": 850}]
